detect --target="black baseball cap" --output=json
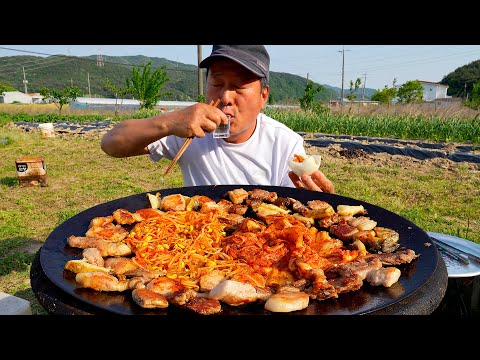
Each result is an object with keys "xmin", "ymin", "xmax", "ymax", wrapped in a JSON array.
[{"xmin": 199, "ymin": 45, "xmax": 270, "ymax": 82}]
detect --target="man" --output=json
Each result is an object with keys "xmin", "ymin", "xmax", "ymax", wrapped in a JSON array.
[{"xmin": 101, "ymin": 45, "xmax": 334, "ymax": 193}]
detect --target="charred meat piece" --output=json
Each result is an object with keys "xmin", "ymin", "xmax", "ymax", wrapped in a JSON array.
[
  {"xmin": 218, "ymin": 213, "xmax": 246, "ymax": 232},
  {"xmin": 368, "ymin": 227, "xmax": 401, "ymax": 253},
  {"xmin": 248, "ymin": 189, "xmax": 278, "ymax": 203},
  {"xmin": 318, "ymin": 213, "xmax": 342, "ymax": 229},
  {"xmin": 184, "ymin": 297, "xmax": 222, "ymax": 315},
  {"xmin": 329, "ymin": 223, "xmax": 359, "ymax": 242},
  {"xmin": 186, "ymin": 195, "xmax": 215, "ymax": 211},
  {"xmin": 365, "ymin": 249, "xmax": 420, "ymax": 265}
]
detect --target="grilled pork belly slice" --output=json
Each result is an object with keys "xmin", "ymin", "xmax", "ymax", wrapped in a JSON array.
[
  {"xmin": 185, "ymin": 195, "xmax": 213, "ymax": 211},
  {"xmin": 132, "ymin": 288, "xmax": 169, "ymax": 309},
  {"xmin": 248, "ymin": 189, "xmax": 278, "ymax": 203},
  {"xmin": 82, "ymin": 247, "xmax": 104, "ymax": 267},
  {"xmin": 254, "ymin": 203, "xmax": 290, "ymax": 220},
  {"xmin": 199, "ymin": 269, "xmax": 226, "ymax": 292},
  {"xmin": 112, "ymin": 208, "xmax": 143, "ymax": 225},
  {"xmin": 67, "ymin": 236, "xmax": 132, "ymax": 257},
  {"xmin": 292, "ymin": 213, "xmax": 315, "ymax": 227},
  {"xmin": 89, "ymin": 215, "xmax": 114, "ymax": 228},
  {"xmin": 76, "ymin": 271, "xmax": 129, "ymax": 292},
  {"xmin": 160, "ymin": 194, "xmax": 187, "ymax": 211},
  {"xmin": 85, "ymin": 223, "xmax": 129, "ymax": 242},
  {"xmin": 227, "ymin": 188, "xmax": 249, "ymax": 204},
  {"xmin": 169, "ymin": 288, "xmax": 197, "ymax": 306},
  {"xmin": 337, "ymin": 204, "xmax": 367, "ymax": 216},
  {"xmin": 104, "ymin": 256, "xmax": 139, "ymax": 275},
  {"xmin": 264, "ymin": 290, "xmax": 310, "ymax": 313},
  {"xmin": 366, "ymin": 267, "xmax": 401, "ymax": 287},
  {"xmin": 64, "ymin": 259, "xmax": 111, "ymax": 274},
  {"xmin": 218, "ymin": 213, "xmax": 245, "ymax": 232},
  {"xmin": 208, "ymin": 279, "xmax": 258, "ymax": 306},
  {"xmin": 330, "ymin": 223, "xmax": 359, "ymax": 242},
  {"xmin": 146, "ymin": 277, "xmax": 186, "ymax": 298},
  {"xmin": 347, "ymin": 216, "xmax": 377, "ymax": 231},
  {"xmin": 365, "ymin": 249, "xmax": 420, "ymax": 265}
]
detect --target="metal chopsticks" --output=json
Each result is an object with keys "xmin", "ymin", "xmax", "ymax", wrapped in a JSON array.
[
  {"xmin": 430, "ymin": 235, "xmax": 480, "ymax": 264},
  {"xmin": 163, "ymin": 99, "xmax": 221, "ymax": 176}
]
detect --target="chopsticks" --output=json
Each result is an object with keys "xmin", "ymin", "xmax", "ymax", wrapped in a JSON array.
[
  {"xmin": 430, "ymin": 235, "xmax": 480, "ymax": 265},
  {"xmin": 163, "ymin": 99, "xmax": 221, "ymax": 176},
  {"xmin": 432, "ymin": 238, "xmax": 470, "ymax": 265}
]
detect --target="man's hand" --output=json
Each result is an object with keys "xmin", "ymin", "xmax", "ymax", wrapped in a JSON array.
[{"xmin": 288, "ymin": 170, "xmax": 335, "ymax": 193}]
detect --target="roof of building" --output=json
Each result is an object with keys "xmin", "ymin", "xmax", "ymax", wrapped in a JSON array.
[{"xmin": 416, "ymin": 80, "xmax": 449, "ymax": 87}]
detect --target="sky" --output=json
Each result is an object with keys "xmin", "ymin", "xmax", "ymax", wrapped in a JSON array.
[{"xmin": 1, "ymin": 44, "xmax": 480, "ymax": 90}]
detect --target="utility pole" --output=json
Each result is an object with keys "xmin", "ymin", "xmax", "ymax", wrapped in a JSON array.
[
  {"xmin": 87, "ymin": 72, "xmax": 91, "ymax": 97},
  {"xmin": 361, "ymin": 73, "xmax": 367, "ymax": 100},
  {"xmin": 22, "ymin": 66, "xmax": 28, "ymax": 94},
  {"xmin": 197, "ymin": 45, "xmax": 203, "ymax": 101},
  {"xmin": 306, "ymin": 73, "xmax": 309, "ymax": 85},
  {"xmin": 338, "ymin": 46, "xmax": 350, "ymax": 104}
]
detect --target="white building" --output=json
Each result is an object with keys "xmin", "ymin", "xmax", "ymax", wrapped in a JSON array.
[
  {"xmin": 417, "ymin": 80, "xmax": 450, "ymax": 102},
  {"xmin": 0, "ymin": 91, "xmax": 44, "ymax": 104}
]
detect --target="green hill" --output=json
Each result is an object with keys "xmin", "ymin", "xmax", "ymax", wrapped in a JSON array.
[
  {"xmin": 0, "ymin": 54, "xmax": 375, "ymax": 103},
  {"xmin": 440, "ymin": 59, "xmax": 480, "ymax": 97}
]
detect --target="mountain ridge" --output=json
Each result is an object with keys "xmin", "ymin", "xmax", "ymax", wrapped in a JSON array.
[{"xmin": 0, "ymin": 54, "xmax": 377, "ymax": 103}]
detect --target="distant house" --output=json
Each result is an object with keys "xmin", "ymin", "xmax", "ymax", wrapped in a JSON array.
[
  {"xmin": 417, "ymin": 80, "xmax": 450, "ymax": 102},
  {"xmin": 0, "ymin": 91, "xmax": 44, "ymax": 104},
  {"xmin": 394, "ymin": 80, "xmax": 450, "ymax": 103}
]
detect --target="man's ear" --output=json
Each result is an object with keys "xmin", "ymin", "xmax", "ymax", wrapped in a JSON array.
[{"xmin": 261, "ymin": 86, "xmax": 269, "ymax": 107}]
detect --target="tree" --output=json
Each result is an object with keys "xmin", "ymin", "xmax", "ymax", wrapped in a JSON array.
[
  {"xmin": 464, "ymin": 79, "xmax": 480, "ymax": 110},
  {"xmin": 0, "ymin": 81, "xmax": 16, "ymax": 93},
  {"xmin": 39, "ymin": 86, "xmax": 80, "ymax": 114},
  {"xmin": 299, "ymin": 80, "xmax": 323, "ymax": 111},
  {"xmin": 126, "ymin": 61, "xmax": 171, "ymax": 110},
  {"xmin": 104, "ymin": 79, "xmax": 129, "ymax": 116},
  {"xmin": 371, "ymin": 78, "xmax": 398, "ymax": 105},
  {"xmin": 397, "ymin": 80, "xmax": 423, "ymax": 103},
  {"xmin": 346, "ymin": 78, "xmax": 362, "ymax": 102}
]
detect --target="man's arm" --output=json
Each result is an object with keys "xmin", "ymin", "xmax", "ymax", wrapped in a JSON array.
[{"xmin": 101, "ymin": 103, "xmax": 228, "ymax": 158}]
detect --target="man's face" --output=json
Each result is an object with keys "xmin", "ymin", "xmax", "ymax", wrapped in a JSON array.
[{"xmin": 206, "ymin": 58, "xmax": 269, "ymax": 143}]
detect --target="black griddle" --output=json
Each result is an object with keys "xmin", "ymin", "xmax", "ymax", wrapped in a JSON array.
[{"xmin": 36, "ymin": 185, "xmax": 447, "ymax": 315}]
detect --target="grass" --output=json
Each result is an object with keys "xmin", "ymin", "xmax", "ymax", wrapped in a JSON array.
[{"xmin": 0, "ymin": 110, "xmax": 479, "ymax": 315}]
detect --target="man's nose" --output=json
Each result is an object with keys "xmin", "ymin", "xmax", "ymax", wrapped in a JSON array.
[{"xmin": 219, "ymin": 89, "xmax": 234, "ymax": 106}]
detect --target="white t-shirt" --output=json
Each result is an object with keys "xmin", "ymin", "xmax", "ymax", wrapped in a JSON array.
[{"xmin": 147, "ymin": 113, "xmax": 306, "ymax": 187}]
